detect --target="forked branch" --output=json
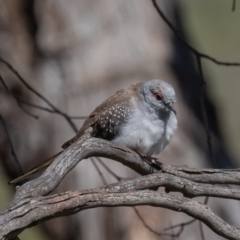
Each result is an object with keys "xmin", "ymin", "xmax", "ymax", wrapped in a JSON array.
[{"xmin": 1, "ymin": 130, "xmax": 240, "ymax": 240}]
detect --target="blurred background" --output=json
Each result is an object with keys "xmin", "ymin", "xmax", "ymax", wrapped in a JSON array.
[{"xmin": 0, "ymin": 0, "xmax": 240, "ymax": 239}]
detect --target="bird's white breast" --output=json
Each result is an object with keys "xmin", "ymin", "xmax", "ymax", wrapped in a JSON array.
[{"xmin": 112, "ymin": 106, "xmax": 177, "ymax": 155}]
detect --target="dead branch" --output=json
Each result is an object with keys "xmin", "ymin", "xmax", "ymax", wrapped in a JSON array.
[{"xmin": 1, "ymin": 129, "xmax": 240, "ymax": 239}]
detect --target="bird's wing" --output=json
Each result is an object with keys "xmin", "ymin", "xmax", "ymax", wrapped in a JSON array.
[{"xmin": 62, "ymin": 83, "xmax": 141, "ymax": 149}]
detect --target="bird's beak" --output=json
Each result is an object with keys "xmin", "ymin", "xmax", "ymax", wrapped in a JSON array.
[{"xmin": 164, "ymin": 101, "xmax": 177, "ymax": 115}]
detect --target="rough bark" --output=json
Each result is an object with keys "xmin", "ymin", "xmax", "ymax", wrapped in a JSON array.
[{"xmin": 1, "ymin": 130, "xmax": 240, "ymax": 240}]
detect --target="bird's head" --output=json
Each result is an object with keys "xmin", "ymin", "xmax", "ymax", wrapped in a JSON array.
[{"xmin": 139, "ymin": 79, "xmax": 176, "ymax": 115}]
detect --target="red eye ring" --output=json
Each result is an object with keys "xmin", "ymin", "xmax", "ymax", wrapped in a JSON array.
[{"xmin": 155, "ymin": 93, "xmax": 163, "ymax": 101}]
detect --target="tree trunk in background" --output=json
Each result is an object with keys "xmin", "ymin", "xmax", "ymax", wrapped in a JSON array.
[{"xmin": 0, "ymin": 1, "xmax": 237, "ymax": 240}]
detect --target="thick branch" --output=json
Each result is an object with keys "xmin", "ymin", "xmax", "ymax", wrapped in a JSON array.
[
  {"xmin": 163, "ymin": 165, "xmax": 240, "ymax": 185},
  {"xmin": 2, "ymin": 131, "xmax": 240, "ymax": 239},
  {"xmin": 1, "ymin": 184, "xmax": 240, "ymax": 240}
]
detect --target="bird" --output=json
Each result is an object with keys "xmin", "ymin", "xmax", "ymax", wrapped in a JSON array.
[{"xmin": 9, "ymin": 79, "xmax": 177, "ymax": 184}]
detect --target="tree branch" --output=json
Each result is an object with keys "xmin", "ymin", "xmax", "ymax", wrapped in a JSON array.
[{"xmin": 1, "ymin": 130, "xmax": 240, "ymax": 239}]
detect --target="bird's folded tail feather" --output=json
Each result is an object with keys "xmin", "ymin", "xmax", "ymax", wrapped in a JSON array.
[{"xmin": 9, "ymin": 151, "xmax": 63, "ymax": 184}]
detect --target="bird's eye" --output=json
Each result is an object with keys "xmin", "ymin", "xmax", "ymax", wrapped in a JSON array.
[{"xmin": 155, "ymin": 93, "xmax": 163, "ymax": 101}]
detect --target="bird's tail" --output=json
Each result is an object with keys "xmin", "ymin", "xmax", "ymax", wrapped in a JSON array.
[{"xmin": 9, "ymin": 151, "xmax": 63, "ymax": 184}]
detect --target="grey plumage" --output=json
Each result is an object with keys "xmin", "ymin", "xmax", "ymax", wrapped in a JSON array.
[{"xmin": 112, "ymin": 79, "xmax": 177, "ymax": 155}]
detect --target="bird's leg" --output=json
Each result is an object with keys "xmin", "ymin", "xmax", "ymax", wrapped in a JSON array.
[{"xmin": 133, "ymin": 149, "xmax": 162, "ymax": 171}]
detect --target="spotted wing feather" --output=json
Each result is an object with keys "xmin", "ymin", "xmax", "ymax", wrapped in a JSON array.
[{"xmin": 62, "ymin": 83, "xmax": 140, "ymax": 149}]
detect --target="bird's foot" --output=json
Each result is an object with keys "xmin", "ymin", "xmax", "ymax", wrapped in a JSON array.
[
  {"xmin": 147, "ymin": 156, "xmax": 163, "ymax": 170},
  {"xmin": 133, "ymin": 150, "xmax": 162, "ymax": 171}
]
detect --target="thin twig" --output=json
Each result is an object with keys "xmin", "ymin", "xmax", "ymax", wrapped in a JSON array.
[
  {"xmin": 0, "ymin": 114, "xmax": 24, "ymax": 175},
  {"xmin": 170, "ymin": 222, "xmax": 176, "ymax": 240},
  {"xmin": 0, "ymin": 73, "xmax": 38, "ymax": 119},
  {"xmin": 232, "ymin": 0, "xmax": 236, "ymax": 11},
  {"xmin": 199, "ymin": 221, "xmax": 206, "ymax": 240},
  {"xmin": 164, "ymin": 219, "xmax": 196, "ymax": 232},
  {"xmin": 97, "ymin": 158, "xmax": 128, "ymax": 181},
  {"xmin": 0, "ymin": 75, "xmax": 87, "ymax": 120},
  {"xmin": 0, "ymin": 57, "xmax": 78, "ymax": 132},
  {"xmin": 133, "ymin": 207, "xmax": 184, "ymax": 238},
  {"xmin": 152, "ymin": 0, "xmax": 240, "ymax": 66},
  {"xmin": 91, "ymin": 158, "xmax": 107, "ymax": 185},
  {"xmin": 13, "ymin": 96, "xmax": 87, "ymax": 120},
  {"xmin": 196, "ymin": 56, "xmax": 216, "ymax": 166}
]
